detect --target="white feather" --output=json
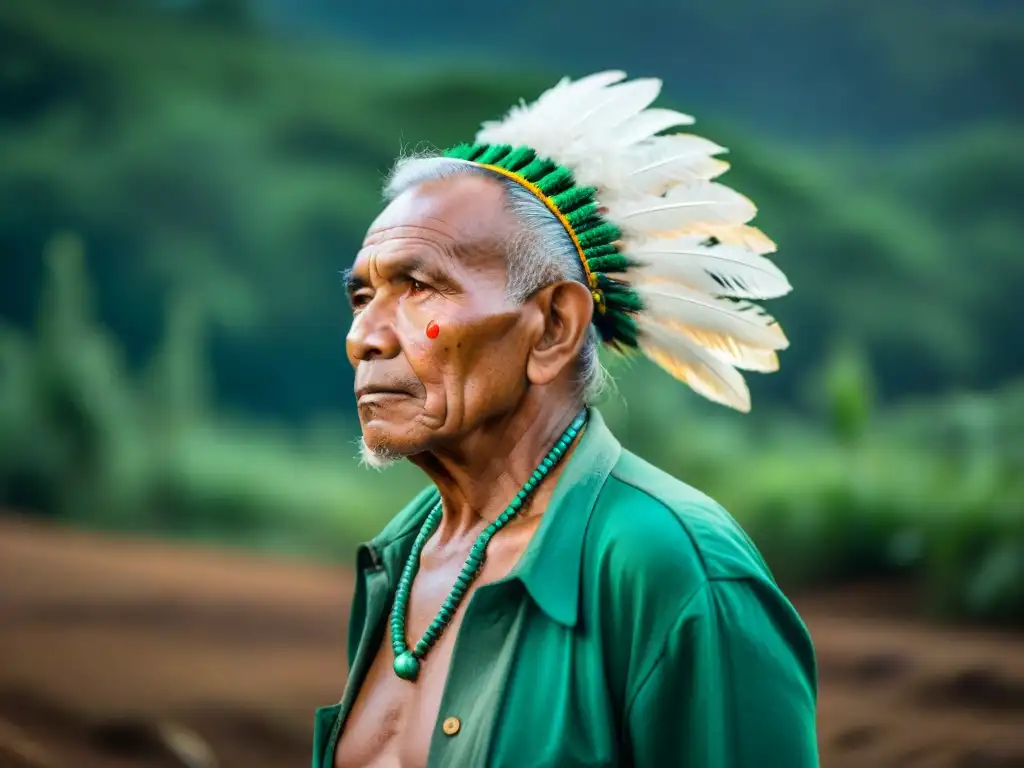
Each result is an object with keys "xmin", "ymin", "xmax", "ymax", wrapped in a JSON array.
[
  {"xmin": 584, "ymin": 158, "xmax": 729, "ymax": 200},
  {"xmin": 571, "ymin": 138, "xmax": 727, "ymax": 197},
  {"xmin": 487, "ymin": 72, "xmax": 625, "ymax": 126},
  {"xmin": 635, "ymin": 282, "xmax": 788, "ymax": 350},
  {"xmin": 659, "ymin": 223, "xmax": 777, "ymax": 254},
  {"xmin": 683, "ymin": 327, "xmax": 781, "ymax": 372},
  {"xmin": 637, "ymin": 317, "xmax": 752, "ymax": 412},
  {"xmin": 477, "ymin": 71, "xmax": 628, "ymax": 151},
  {"xmin": 608, "ymin": 181, "xmax": 757, "ymax": 233},
  {"xmin": 604, "ymin": 108, "xmax": 695, "ymax": 146},
  {"xmin": 625, "ymin": 134, "xmax": 729, "ymax": 189},
  {"xmin": 478, "ymin": 72, "xmax": 645, "ymax": 159},
  {"xmin": 536, "ymin": 71, "xmax": 627, "ymax": 109},
  {"xmin": 567, "ymin": 79, "xmax": 663, "ymax": 135},
  {"xmin": 629, "ymin": 235, "xmax": 791, "ymax": 299},
  {"xmin": 528, "ymin": 79, "xmax": 663, "ymax": 163},
  {"xmin": 636, "ymin": 133, "xmax": 726, "ymax": 160},
  {"xmin": 635, "ymin": 158, "xmax": 730, "ymax": 195}
]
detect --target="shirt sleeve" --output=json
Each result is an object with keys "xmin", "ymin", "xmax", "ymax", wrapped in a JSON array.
[{"xmin": 625, "ymin": 577, "xmax": 819, "ymax": 767}]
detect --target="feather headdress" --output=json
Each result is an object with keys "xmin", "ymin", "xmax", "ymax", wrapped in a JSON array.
[{"xmin": 442, "ymin": 71, "xmax": 790, "ymax": 412}]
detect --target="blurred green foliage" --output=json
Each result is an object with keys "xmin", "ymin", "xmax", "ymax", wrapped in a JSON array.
[
  {"xmin": 3, "ymin": 0, "xmax": 1023, "ymax": 415},
  {"xmin": 0, "ymin": 236, "xmax": 424, "ymax": 558},
  {"xmin": 0, "ymin": 0, "xmax": 1022, "ymax": 625},
  {"xmin": 2, "ymin": 243, "xmax": 1020, "ymax": 625}
]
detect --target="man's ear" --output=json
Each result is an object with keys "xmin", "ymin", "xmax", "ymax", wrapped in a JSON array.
[{"xmin": 525, "ymin": 280, "xmax": 595, "ymax": 387}]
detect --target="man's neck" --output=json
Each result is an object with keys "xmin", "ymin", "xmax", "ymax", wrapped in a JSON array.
[{"xmin": 409, "ymin": 397, "xmax": 585, "ymax": 542}]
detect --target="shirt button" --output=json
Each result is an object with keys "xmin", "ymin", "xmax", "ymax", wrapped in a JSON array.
[{"xmin": 442, "ymin": 716, "xmax": 461, "ymax": 736}]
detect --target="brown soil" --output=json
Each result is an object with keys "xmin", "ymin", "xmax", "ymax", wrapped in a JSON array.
[{"xmin": 1, "ymin": 518, "xmax": 1022, "ymax": 768}]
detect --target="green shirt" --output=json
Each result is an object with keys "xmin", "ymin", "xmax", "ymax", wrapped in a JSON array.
[{"xmin": 313, "ymin": 407, "xmax": 819, "ymax": 767}]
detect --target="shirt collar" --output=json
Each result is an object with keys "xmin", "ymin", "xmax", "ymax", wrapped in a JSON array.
[
  {"xmin": 361, "ymin": 406, "xmax": 621, "ymax": 628},
  {"xmin": 507, "ymin": 406, "xmax": 620, "ymax": 626}
]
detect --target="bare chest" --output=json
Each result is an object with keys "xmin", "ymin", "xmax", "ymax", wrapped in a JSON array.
[{"xmin": 334, "ymin": 529, "xmax": 532, "ymax": 768}]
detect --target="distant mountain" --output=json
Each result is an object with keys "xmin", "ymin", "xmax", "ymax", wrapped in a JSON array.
[
  {"xmin": 3, "ymin": 0, "xmax": 1022, "ymax": 422},
  {"xmin": 255, "ymin": 0, "xmax": 1024, "ymax": 146}
]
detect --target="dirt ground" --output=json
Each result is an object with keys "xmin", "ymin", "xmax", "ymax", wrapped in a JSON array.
[{"xmin": 1, "ymin": 518, "xmax": 1022, "ymax": 768}]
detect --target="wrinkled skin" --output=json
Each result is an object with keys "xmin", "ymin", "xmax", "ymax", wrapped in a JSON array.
[
  {"xmin": 345, "ymin": 172, "xmax": 593, "ymax": 528},
  {"xmin": 336, "ymin": 173, "xmax": 594, "ymax": 768}
]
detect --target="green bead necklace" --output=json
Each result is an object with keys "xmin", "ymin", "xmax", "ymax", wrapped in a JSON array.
[{"xmin": 390, "ymin": 408, "xmax": 588, "ymax": 681}]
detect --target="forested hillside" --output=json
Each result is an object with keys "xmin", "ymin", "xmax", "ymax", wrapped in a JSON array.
[
  {"xmin": 1, "ymin": 0, "xmax": 1021, "ymax": 623},
  {"xmin": 2, "ymin": 0, "xmax": 1022, "ymax": 418}
]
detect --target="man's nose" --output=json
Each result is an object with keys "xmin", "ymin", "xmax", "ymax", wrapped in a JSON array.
[{"xmin": 346, "ymin": 297, "xmax": 401, "ymax": 364}]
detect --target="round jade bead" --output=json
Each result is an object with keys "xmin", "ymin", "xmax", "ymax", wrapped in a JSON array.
[{"xmin": 394, "ymin": 651, "xmax": 420, "ymax": 681}]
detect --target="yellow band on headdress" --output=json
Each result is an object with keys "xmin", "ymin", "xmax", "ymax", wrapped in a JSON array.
[{"xmin": 475, "ymin": 162, "xmax": 606, "ymax": 314}]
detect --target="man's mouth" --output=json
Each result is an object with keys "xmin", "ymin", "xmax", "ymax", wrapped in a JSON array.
[{"xmin": 355, "ymin": 386, "xmax": 410, "ymax": 402}]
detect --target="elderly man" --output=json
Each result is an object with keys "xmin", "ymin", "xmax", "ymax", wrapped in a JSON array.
[{"xmin": 314, "ymin": 72, "xmax": 818, "ymax": 768}]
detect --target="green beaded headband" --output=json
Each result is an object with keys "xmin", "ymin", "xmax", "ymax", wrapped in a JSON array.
[
  {"xmin": 439, "ymin": 71, "xmax": 793, "ymax": 412},
  {"xmin": 443, "ymin": 142, "xmax": 643, "ymax": 352}
]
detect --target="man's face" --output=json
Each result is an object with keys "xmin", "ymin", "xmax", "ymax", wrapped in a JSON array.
[{"xmin": 346, "ymin": 174, "xmax": 534, "ymax": 461}]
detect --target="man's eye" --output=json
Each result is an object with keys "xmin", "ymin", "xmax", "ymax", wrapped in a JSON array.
[{"xmin": 410, "ymin": 279, "xmax": 428, "ymax": 293}]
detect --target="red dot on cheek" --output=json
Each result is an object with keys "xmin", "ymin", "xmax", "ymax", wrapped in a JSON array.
[{"xmin": 425, "ymin": 320, "xmax": 440, "ymax": 339}]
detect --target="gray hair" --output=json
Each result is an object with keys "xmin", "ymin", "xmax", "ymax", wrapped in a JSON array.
[{"xmin": 384, "ymin": 154, "xmax": 609, "ymax": 404}]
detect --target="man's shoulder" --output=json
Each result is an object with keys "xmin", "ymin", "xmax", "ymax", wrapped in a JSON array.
[
  {"xmin": 582, "ymin": 448, "xmax": 792, "ymax": 693},
  {"xmin": 589, "ymin": 447, "xmax": 775, "ymax": 597}
]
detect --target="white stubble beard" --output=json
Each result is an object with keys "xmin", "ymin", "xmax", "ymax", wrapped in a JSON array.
[{"xmin": 356, "ymin": 435, "xmax": 404, "ymax": 472}]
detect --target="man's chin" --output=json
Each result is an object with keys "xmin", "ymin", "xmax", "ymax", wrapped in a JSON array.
[
  {"xmin": 355, "ymin": 407, "xmax": 432, "ymax": 470},
  {"xmin": 356, "ymin": 429, "xmax": 419, "ymax": 472},
  {"xmin": 357, "ymin": 437, "xmax": 403, "ymax": 471}
]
